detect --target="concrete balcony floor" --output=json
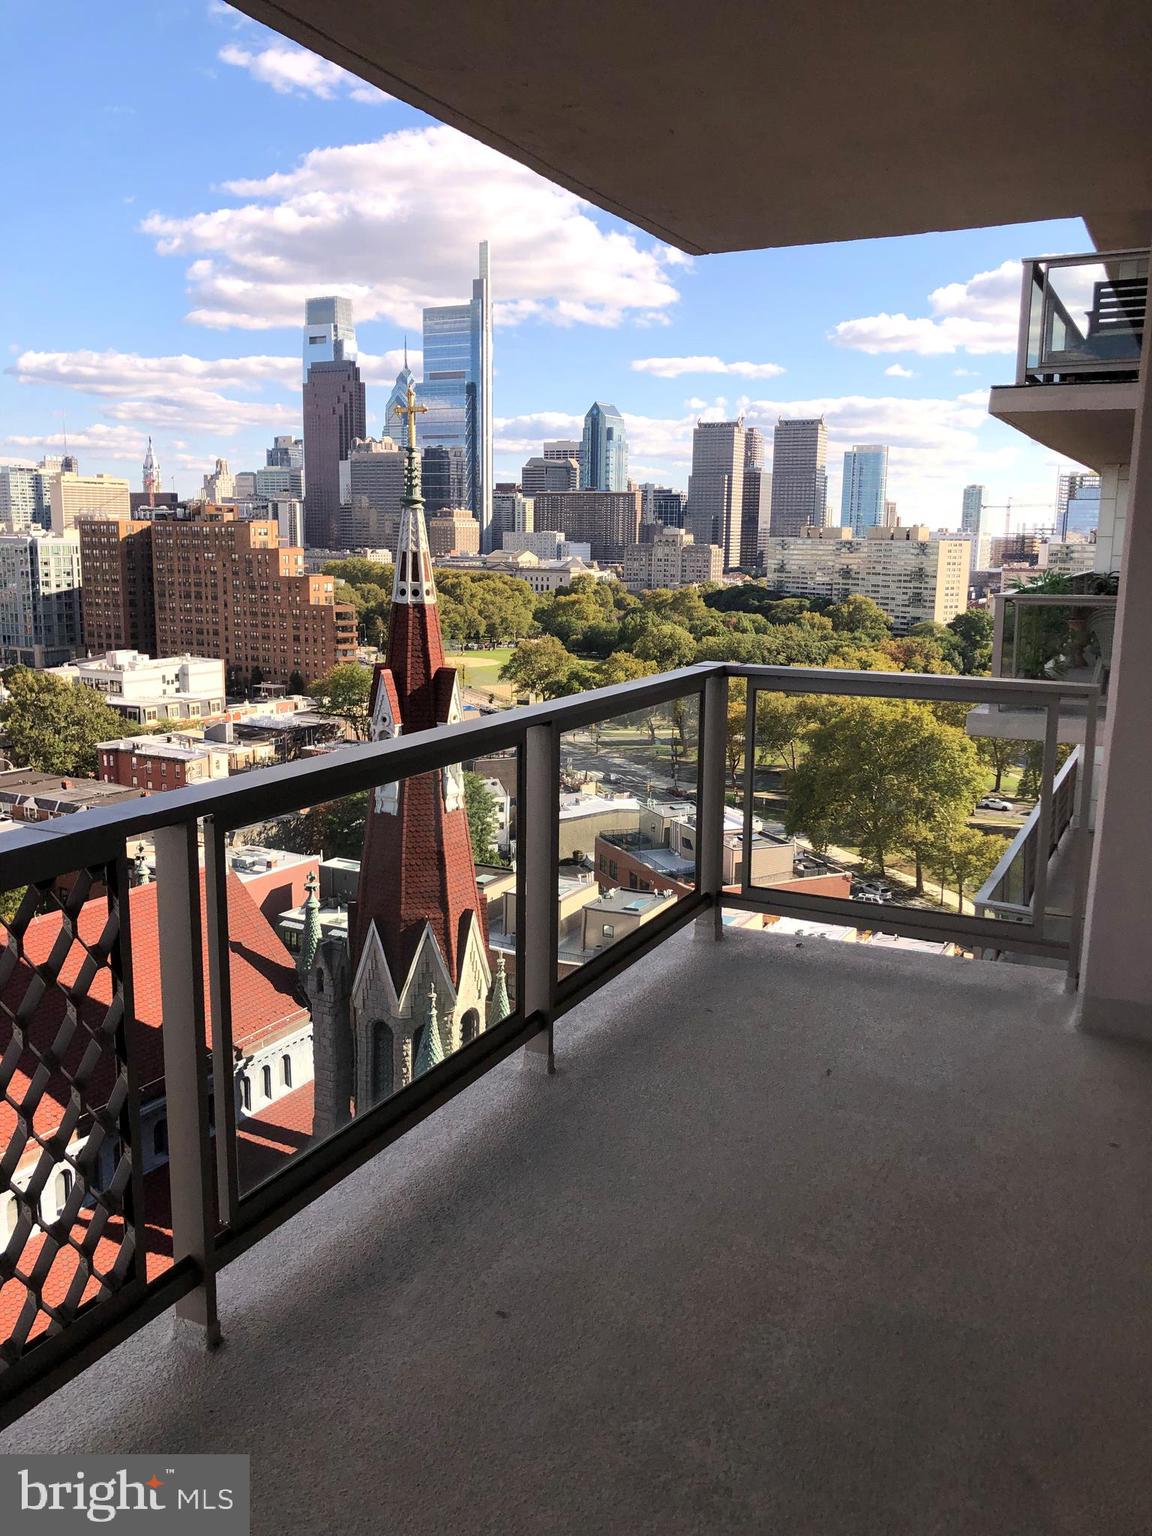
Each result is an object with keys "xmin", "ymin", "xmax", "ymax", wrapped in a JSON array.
[{"xmin": 6, "ymin": 928, "xmax": 1152, "ymax": 1534}]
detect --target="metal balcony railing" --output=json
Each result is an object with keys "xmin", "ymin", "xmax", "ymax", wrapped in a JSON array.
[
  {"xmin": 991, "ymin": 590, "xmax": 1117, "ymax": 697},
  {"xmin": 974, "ymin": 746, "xmax": 1083, "ymax": 926},
  {"xmin": 0, "ymin": 662, "xmax": 1097, "ymax": 1427},
  {"xmin": 1017, "ymin": 249, "xmax": 1147, "ymax": 385}
]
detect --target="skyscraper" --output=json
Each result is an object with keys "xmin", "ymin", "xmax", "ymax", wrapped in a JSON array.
[
  {"xmin": 543, "ymin": 439, "xmax": 580, "ymax": 462},
  {"xmin": 418, "ymin": 242, "xmax": 493, "ymax": 544},
  {"xmin": 1057, "ymin": 470, "xmax": 1102, "ymax": 539},
  {"xmin": 961, "ymin": 484, "xmax": 985, "ymax": 534},
  {"xmin": 202, "ymin": 458, "xmax": 235, "ymax": 503},
  {"xmin": 302, "ymin": 297, "xmax": 366, "ymax": 547},
  {"xmin": 769, "ymin": 418, "xmax": 828, "ymax": 535},
  {"xmin": 266, "ymin": 435, "xmax": 304, "ymax": 470},
  {"xmin": 579, "ymin": 402, "xmax": 629, "ymax": 492},
  {"xmin": 383, "ymin": 351, "xmax": 416, "ymax": 444},
  {"xmin": 840, "ymin": 445, "xmax": 889, "ymax": 535},
  {"xmin": 687, "ymin": 420, "xmax": 744, "ymax": 566},
  {"xmin": 522, "ymin": 456, "xmax": 579, "ymax": 496},
  {"xmin": 741, "ymin": 427, "xmax": 767, "ymax": 568}
]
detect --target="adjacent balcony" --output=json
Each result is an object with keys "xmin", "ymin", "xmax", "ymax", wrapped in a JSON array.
[
  {"xmin": 8, "ymin": 660, "xmax": 1147, "ymax": 1535},
  {"xmin": 988, "ymin": 249, "xmax": 1146, "ymax": 467}
]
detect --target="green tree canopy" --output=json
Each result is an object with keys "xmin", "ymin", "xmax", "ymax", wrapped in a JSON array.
[
  {"xmin": 309, "ymin": 663, "xmax": 374, "ymax": 739},
  {"xmin": 947, "ymin": 609, "xmax": 995, "ymax": 675},
  {"xmin": 0, "ymin": 670, "xmax": 126, "ymax": 776},
  {"xmin": 784, "ymin": 697, "xmax": 986, "ymax": 875},
  {"xmin": 500, "ymin": 636, "xmax": 580, "ymax": 699},
  {"xmin": 463, "ymin": 771, "xmax": 505, "ymax": 865},
  {"xmin": 825, "ymin": 594, "xmax": 892, "ymax": 638},
  {"xmin": 597, "ymin": 652, "xmax": 657, "ymax": 686},
  {"xmin": 924, "ymin": 825, "xmax": 1005, "ymax": 907}
]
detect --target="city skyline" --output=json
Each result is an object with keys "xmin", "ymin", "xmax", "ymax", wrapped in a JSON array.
[{"xmin": 0, "ymin": 2, "xmax": 1098, "ymax": 524}]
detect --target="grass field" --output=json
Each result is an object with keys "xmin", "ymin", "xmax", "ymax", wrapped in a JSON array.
[{"xmin": 446, "ymin": 647, "xmax": 515, "ymax": 698}]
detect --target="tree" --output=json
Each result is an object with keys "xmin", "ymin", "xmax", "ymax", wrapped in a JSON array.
[
  {"xmin": 753, "ymin": 693, "xmax": 811, "ymax": 772},
  {"xmin": 1018, "ymin": 740, "xmax": 1072, "ymax": 801},
  {"xmin": 500, "ymin": 636, "xmax": 579, "ymax": 699},
  {"xmin": 825, "ymin": 594, "xmax": 892, "ymax": 639},
  {"xmin": 598, "ymin": 652, "xmax": 656, "ymax": 687},
  {"xmin": 976, "ymin": 736, "xmax": 1018, "ymax": 792},
  {"xmin": 784, "ymin": 698, "xmax": 986, "ymax": 875},
  {"xmin": 947, "ymin": 609, "xmax": 995, "ymax": 675},
  {"xmin": 463, "ymin": 771, "xmax": 504, "ymax": 865},
  {"xmin": 632, "ymin": 620, "xmax": 697, "ymax": 671},
  {"xmin": 0, "ymin": 670, "xmax": 125, "ymax": 777},
  {"xmin": 924, "ymin": 825, "xmax": 1004, "ymax": 908},
  {"xmin": 309, "ymin": 663, "xmax": 373, "ymax": 740}
]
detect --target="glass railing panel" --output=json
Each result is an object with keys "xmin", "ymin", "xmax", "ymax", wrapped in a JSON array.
[{"xmin": 1029, "ymin": 253, "xmax": 1146, "ymax": 376}]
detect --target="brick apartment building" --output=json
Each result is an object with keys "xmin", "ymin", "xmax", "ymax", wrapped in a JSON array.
[
  {"xmin": 530, "ymin": 489, "xmax": 642, "ymax": 562},
  {"xmin": 77, "ymin": 518, "xmax": 158, "ymax": 654}
]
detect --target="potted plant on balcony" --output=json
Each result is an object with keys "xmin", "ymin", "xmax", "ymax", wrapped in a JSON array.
[{"xmin": 1081, "ymin": 571, "xmax": 1120, "ymax": 686}]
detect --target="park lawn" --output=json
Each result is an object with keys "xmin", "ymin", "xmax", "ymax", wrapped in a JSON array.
[{"xmin": 445, "ymin": 647, "xmax": 515, "ymax": 694}]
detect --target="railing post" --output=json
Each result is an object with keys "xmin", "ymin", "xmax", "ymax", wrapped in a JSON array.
[
  {"xmin": 1066, "ymin": 693, "xmax": 1099, "ymax": 989},
  {"xmin": 991, "ymin": 593, "xmax": 1007, "ymax": 678},
  {"xmin": 697, "ymin": 670, "xmax": 729, "ymax": 940},
  {"xmin": 153, "ymin": 821, "xmax": 221, "ymax": 1347},
  {"xmin": 518, "ymin": 722, "xmax": 559, "ymax": 1072},
  {"xmin": 1029, "ymin": 703, "xmax": 1060, "ymax": 942}
]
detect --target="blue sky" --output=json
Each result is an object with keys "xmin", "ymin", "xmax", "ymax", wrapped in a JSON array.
[{"xmin": 1, "ymin": 1, "xmax": 1091, "ymax": 526}]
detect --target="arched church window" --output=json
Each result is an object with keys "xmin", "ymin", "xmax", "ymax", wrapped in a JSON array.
[
  {"xmin": 372, "ymin": 1021, "xmax": 394, "ymax": 1103},
  {"xmin": 461, "ymin": 1008, "xmax": 481, "ymax": 1045}
]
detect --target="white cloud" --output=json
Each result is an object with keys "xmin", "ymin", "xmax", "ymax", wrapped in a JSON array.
[
  {"xmin": 218, "ymin": 42, "xmax": 389, "ymax": 103},
  {"xmin": 631, "ymin": 355, "xmax": 784, "ymax": 380},
  {"xmin": 830, "ymin": 259, "xmax": 1022, "ymax": 356},
  {"xmin": 884, "ymin": 363, "xmax": 917, "ymax": 378},
  {"xmin": 141, "ymin": 125, "xmax": 683, "ymax": 331},
  {"xmin": 953, "ymin": 367, "xmax": 979, "ymax": 377}
]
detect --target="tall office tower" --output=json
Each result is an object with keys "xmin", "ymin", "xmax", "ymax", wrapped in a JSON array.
[
  {"xmin": 883, "ymin": 499, "xmax": 898, "ymax": 527},
  {"xmin": 313, "ymin": 376, "xmax": 491, "ymax": 1124},
  {"xmin": 202, "ymin": 459, "xmax": 235, "ymax": 502},
  {"xmin": 0, "ymin": 531, "xmax": 84, "ymax": 667},
  {"xmin": 740, "ymin": 427, "xmax": 768, "ymax": 567},
  {"xmin": 418, "ymin": 242, "xmax": 493, "ymax": 544},
  {"xmin": 769, "ymin": 418, "xmax": 828, "ymax": 535},
  {"xmin": 303, "ymin": 295, "xmax": 367, "ymax": 548},
  {"xmin": 340, "ymin": 437, "xmax": 405, "ymax": 549},
  {"xmin": 303, "ymin": 296, "xmax": 358, "ymax": 370},
  {"xmin": 255, "ymin": 464, "xmax": 304, "ymax": 500},
  {"xmin": 421, "ymin": 445, "xmax": 468, "ymax": 514},
  {"xmin": 579, "ymin": 402, "xmax": 629, "ymax": 491},
  {"xmin": 491, "ymin": 489, "xmax": 534, "ymax": 548},
  {"xmin": 531, "ymin": 489, "xmax": 641, "ymax": 562},
  {"xmin": 49, "ymin": 472, "xmax": 131, "ymax": 534},
  {"xmin": 840, "ymin": 444, "xmax": 889, "ymax": 535},
  {"xmin": 961, "ymin": 483, "xmax": 985, "ymax": 534},
  {"xmin": 233, "ymin": 472, "xmax": 258, "ymax": 500},
  {"xmin": 151, "ymin": 508, "xmax": 357, "ymax": 687},
  {"xmin": 522, "ymin": 455, "xmax": 580, "ymax": 496},
  {"xmin": 0, "ymin": 464, "xmax": 53, "ymax": 532},
  {"xmin": 686, "ymin": 419, "xmax": 745, "ymax": 567},
  {"xmin": 1057, "ymin": 470, "xmax": 1102, "ymax": 538},
  {"xmin": 141, "ymin": 438, "xmax": 162, "ymax": 508},
  {"xmin": 383, "ymin": 351, "xmax": 417, "ymax": 443},
  {"xmin": 651, "ymin": 487, "xmax": 688, "ymax": 529},
  {"xmin": 78, "ymin": 518, "xmax": 157, "ymax": 654},
  {"xmin": 267, "ymin": 434, "xmax": 305, "ymax": 471},
  {"xmin": 543, "ymin": 439, "xmax": 580, "ymax": 462}
]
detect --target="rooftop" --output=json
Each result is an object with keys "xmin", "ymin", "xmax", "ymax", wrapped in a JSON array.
[{"xmin": 10, "ymin": 927, "xmax": 1152, "ymax": 1533}]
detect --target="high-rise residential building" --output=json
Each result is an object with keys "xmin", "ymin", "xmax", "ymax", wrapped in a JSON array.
[
  {"xmin": 543, "ymin": 439, "xmax": 580, "ymax": 462},
  {"xmin": 48, "ymin": 472, "xmax": 131, "ymax": 534},
  {"xmin": 418, "ymin": 242, "xmax": 493, "ymax": 543},
  {"xmin": 883, "ymin": 499, "xmax": 898, "ymax": 527},
  {"xmin": 522, "ymin": 456, "xmax": 580, "ymax": 496},
  {"xmin": 303, "ymin": 296, "xmax": 358, "ymax": 372},
  {"xmin": 758, "ymin": 524, "xmax": 970, "ymax": 632},
  {"xmin": 686, "ymin": 419, "xmax": 745, "ymax": 567},
  {"xmin": 623, "ymin": 527, "xmax": 723, "ymax": 591},
  {"xmin": 421, "ymin": 445, "xmax": 468, "ymax": 515},
  {"xmin": 531, "ymin": 489, "xmax": 641, "ymax": 562},
  {"xmin": 427, "ymin": 508, "xmax": 481, "ymax": 556},
  {"xmin": 202, "ymin": 459, "xmax": 235, "ymax": 503},
  {"xmin": 740, "ymin": 427, "xmax": 768, "ymax": 567},
  {"xmin": 78, "ymin": 518, "xmax": 157, "ymax": 655},
  {"xmin": 961, "ymin": 483, "xmax": 985, "ymax": 534},
  {"xmin": 150, "ymin": 508, "xmax": 357, "ymax": 688},
  {"xmin": 272, "ymin": 498, "xmax": 305, "ymax": 549},
  {"xmin": 491, "ymin": 489, "xmax": 534, "ymax": 547},
  {"xmin": 579, "ymin": 402, "xmax": 629, "ymax": 492},
  {"xmin": 303, "ymin": 295, "xmax": 367, "ymax": 548},
  {"xmin": 0, "ymin": 531, "xmax": 84, "ymax": 667},
  {"xmin": 0, "ymin": 463, "xmax": 53, "ymax": 532},
  {"xmin": 266, "ymin": 435, "xmax": 305, "ymax": 471},
  {"xmin": 339, "ymin": 436, "xmax": 405, "ymax": 550},
  {"xmin": 769, "ymin": 418, "xmax": 828, "ymax": 535},
  {"xmin": 840, "ymin": 444, "xmax": 889, "ymax": 535},
  {"xmin": 1057, "ymin": 470, "xmax": 1102, "ymax": 539}
]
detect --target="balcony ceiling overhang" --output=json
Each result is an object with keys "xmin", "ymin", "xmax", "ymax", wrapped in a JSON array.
[
  {"xmin": 232, "ymin": 0, "xmax": 1152, "ymax": 253},
  {"xmin": 987, "ymin": 383, "xmax": 1138, "ymax": 470}
]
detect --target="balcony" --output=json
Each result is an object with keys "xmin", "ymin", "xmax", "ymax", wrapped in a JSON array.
[
  {"xmin": 988, "ymin": 249, "xmax": 1147, "ymax": 467},
  {"xmin": 3, "ymin": 661, "xmax": 1136, "ymax": 1526}
]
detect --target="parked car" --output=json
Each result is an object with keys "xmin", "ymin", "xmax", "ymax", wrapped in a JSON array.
[
  {"xmin": 854, "ymin": 877, "xmax": 897, "ymax": 899},
  {"xmin": 977, "ymin": 795, "xmax": 1013, "ymax": 812},
  {"xmin": 855, "ymin": 890, "xmax": 886, "ymax": 905}
]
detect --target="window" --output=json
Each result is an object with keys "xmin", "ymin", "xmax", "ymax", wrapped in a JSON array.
[
  {"xmin": 281, "ymin": 1053, "xmax": 292, "ymax": 1088},
  {"xmin": 54, "ymin": 1167, "xmax": 73, "ymax": 1211},
  {"xmin": 608, "ymin": 860, "xmax": 618, "ymax": 880},
  {"xmin": 262, "ymin": 1064, "xmax": 272, "ymax": 1099},
  {"xmin": 240, "ymin": 1074, "xmax": 252, "ymax": 1112},
  {"xmin": 628, "ymin": 872, "xmax": 638, "ymax": 889},
  {"xmin": 602, "ymin": 923, "xmax": 615, "ymax": 939}
]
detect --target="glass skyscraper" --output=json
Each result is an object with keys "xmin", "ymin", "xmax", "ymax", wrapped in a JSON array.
[
  {"xmin": 418, "ymin": 242, "xmax": 492, "ymax": 543},
  {"xmin": 303, "ymin": 296, "xmax": 358, "ymax": 374},
  {"xmin": 840, "ymin": 444, "xmax": 889, "ymax": 534},
  {"xmin": 580, "ymin": 402, "xmax": 629, "ymax": 492}
]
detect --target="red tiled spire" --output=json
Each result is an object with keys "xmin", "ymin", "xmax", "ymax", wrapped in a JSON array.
[{"xmin": 353, "ymin": 380, "xmax": 487, "ymax": 990}]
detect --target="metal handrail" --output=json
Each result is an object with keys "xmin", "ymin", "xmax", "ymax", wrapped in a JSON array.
[{"xmin": 975, "ymin": 746, "xmax": 1081, "ymax": 915}]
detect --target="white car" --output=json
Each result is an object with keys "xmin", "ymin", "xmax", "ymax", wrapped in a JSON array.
[
  {"xmin": 977, "ymin": 795, "xmax": 1013, "ymax": 812},
  {"xmin": 856, "ymin": 890, "xmax": 886, "ymax": 905}
]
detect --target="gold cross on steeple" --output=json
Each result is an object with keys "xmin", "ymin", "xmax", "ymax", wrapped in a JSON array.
[{"xmin": 393, "ymin": 379, "xmax": 427, "ymax": 451}]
